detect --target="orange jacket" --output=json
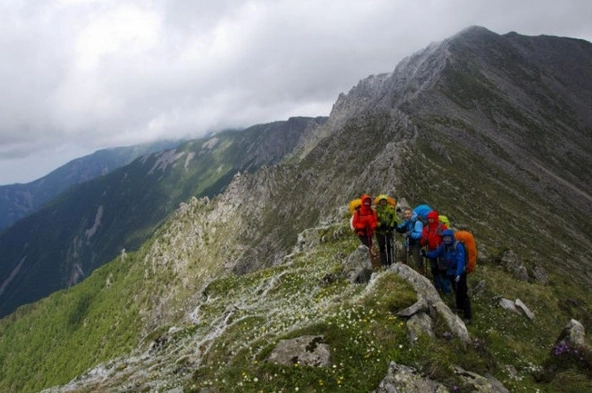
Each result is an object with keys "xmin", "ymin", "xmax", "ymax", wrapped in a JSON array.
[{"xmin": 352, "ymin": 194, "xmax": 378, "ymax": 237}]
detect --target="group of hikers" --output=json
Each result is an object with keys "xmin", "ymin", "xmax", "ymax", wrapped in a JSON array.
[{"xmin": 349, "ymin": 194, "xmax": 473, "ymax": 324}]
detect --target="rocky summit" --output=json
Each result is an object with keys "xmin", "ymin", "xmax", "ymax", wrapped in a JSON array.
[{"xmin": 1, "ymin": 26, "xmax": 591, "ymax": 393}]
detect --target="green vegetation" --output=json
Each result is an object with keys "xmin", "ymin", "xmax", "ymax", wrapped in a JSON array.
[
  {"xmin": 0, "ymin": 252, "xmax": 142, "ymax": 392},
  {"xmin": 0, "ymin": 199, "xmax": 591, "ymax": 392}
]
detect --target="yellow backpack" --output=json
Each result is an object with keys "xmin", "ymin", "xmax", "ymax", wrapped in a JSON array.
[
  {"xmin": 439, "ymin": 215, "xmax": 450, "ymax": 227},
  {"xmin": 348, "ymin": 198, "xmax": 362, "ymax": 215},
  {"xmin": 374, "ymin": 194, "xmax": 396, "ymax": 208}
]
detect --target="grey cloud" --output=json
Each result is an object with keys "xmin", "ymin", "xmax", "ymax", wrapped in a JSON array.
[{"xmin": 0, "ymin": 0, "xmax": 591, "ymax": 184}]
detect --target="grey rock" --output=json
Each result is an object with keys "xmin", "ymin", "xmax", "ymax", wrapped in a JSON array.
[
  {"xmin": 497, "ymin": 298, "xmax": 520, "ymax": 314},
  {"xmin": 472, "ymin": 279, "xmax": 487, "ymax": 296},
  {"xmin": 374, "ymin": 362, "xmax": 449, "ymax": 393},
  {"xmin": 531, "ymin": 264, "xmax": 549, "ymax": 284},
  {"xmin": 515, "ymin": 298, "xmax": 535, "ymax": 320},
  {"xmin": 343, "ymin": 245, "xmax": 374, "ymax": 284},
  {"xmin": 406, "ymin": 312, "xmax": 435, "ymax": 343},
  {"xmin": 500, "ymin": 250, "xmax": 529, "ymax": 281},
  {"xmin": 557, "ymin": 319, "xmax": 586, "ymax": 347},
  {"xmin": 454, "ymin": 366, "xmax": 510, "ymax": 393},
  {"xmin": 295, "ymin": 226, "xmax": 330, "ymax": 252},
  {"xmin": 396, "ymin": 297, "xmax": 429, "ymax": 317},
  {"xmin": 267, "ymin": 335, "xmax": 331, "ymax": 367}
]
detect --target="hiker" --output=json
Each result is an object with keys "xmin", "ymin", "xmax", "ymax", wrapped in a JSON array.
[
  {"xmin": 421, "ymin": 211, "xmax": 449, "ymax": 294},
  {"xmin": 374, "ymin": 195, "xmax": 399, "ymax": 267},
  {"xmin": 351, "ymin": 194, "xmax": 378, "ymax": 249},
  {"xmin": 396, "ymin": 207, "xmax": 424, "ymax": 273},
  {"xmin": 424, "ymin": 229, "xmax": 472, "ymax": 324}
]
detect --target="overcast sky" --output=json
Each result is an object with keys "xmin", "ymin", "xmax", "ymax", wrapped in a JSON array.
[{"xmin": 1, "ymin": 0, "xmax": 591, "ymax": 185}]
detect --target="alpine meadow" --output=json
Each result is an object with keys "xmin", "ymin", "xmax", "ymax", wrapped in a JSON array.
[{"xmin": 0, "ymin": 26, "xmax": 591, "ymax": 393}]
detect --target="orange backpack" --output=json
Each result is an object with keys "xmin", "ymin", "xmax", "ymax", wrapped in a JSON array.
[
  {"xmin": 374, "ymin": 194, "xmax": 397, "ymax": 208},
  {"xmin": 455, "ymin": 230, "xmax": 477, "ymax": 273}
]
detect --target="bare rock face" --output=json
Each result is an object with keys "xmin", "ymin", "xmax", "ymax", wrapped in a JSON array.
[{"xmin": 266, "ymin": 335, "xmax": 331, "ymax": 367}]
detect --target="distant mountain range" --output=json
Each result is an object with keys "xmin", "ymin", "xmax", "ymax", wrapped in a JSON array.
[
  {"xmin": 0, "ymin": 140, "xmax": 182, "ymax": 231},
  {"xmin": 0, "ymin": 26, "xmax": 591, "ymax": 392}
]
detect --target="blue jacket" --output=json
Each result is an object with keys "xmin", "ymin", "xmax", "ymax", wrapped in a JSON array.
[
  {"xmin": 396, "ymin": 212, "xmax": 423, "ymax": 246},
  {"xmin": 427, "ymin": 240, "xmax": 466, "ymax": 276}
]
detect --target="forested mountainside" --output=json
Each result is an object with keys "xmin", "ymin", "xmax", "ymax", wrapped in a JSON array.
[
  {"xmin": 0, "ymin": 140, "xmax": 181, "ymax": 231},
  {"xmin": 0, "ymin": 117, "xmax": 326, "ymax": 318},
  {"xmin": 1, "ymin": 26, "xmax": 591, "ymax": 393}
]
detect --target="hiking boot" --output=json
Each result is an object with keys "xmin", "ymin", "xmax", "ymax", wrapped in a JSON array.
[{"xmin": 463, "ymin": 318, "xmax": 472, "ymax": 325}]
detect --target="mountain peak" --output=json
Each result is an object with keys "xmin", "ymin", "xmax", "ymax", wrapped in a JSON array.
[{"xmin": 453, "ymin": 25, "xmax": 497, "ymax": 39}]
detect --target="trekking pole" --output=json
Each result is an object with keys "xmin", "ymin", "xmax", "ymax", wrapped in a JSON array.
[
  {"xmin": 388, "ymin": 232, "xmax": 394, "ymax": 266},
  {"xmin": 366, "ymin": 230, "xmax": 374, "ymax": 262},
  {"xmin": 384, "ymin": 233, "xmax": 388, "ymax": 266},
  {"xmin": 385, "ymin": 233, "xmax": 389, "ymax": 266},
  {"xmin": 392, "ymin": 233, "xmax": 396, "ymax": 265},
  {"xmin": 406, "ymin": 239, "xmax": 409, "ymax": 267}
]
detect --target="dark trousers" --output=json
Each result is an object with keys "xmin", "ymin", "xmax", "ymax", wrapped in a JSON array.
[
  {"xmin": 400, "ymin": 244, "xmax": 423, "ymax": 273},
  {"xmin": 376, "ymin": 232, "xmax": 394, "ymax": 266},
  {"xmin": 429, "ymin": 257, "xmax": 450, "ymax": 293},
  {"xmin": 449, "ymin": 273, "xmax": 472, "ymax": 320},
  {"xmin": 358, "ymin": 233, "xmax": 373, "ymax": 248}
]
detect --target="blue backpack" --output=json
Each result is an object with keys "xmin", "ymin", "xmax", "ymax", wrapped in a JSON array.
[{"xmin": 413, "ymin": 204, "xmax": 432, "ymax": 225}]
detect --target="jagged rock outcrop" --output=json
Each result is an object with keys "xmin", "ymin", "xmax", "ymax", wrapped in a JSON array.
[{"xmin": 392, "ymin": 263, "xmax": 471, "ymax": 346}]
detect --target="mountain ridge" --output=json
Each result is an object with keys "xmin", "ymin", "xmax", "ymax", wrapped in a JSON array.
[{"xmin": 0, "ymin": 26, "xmax": 591, "ymax": 392}]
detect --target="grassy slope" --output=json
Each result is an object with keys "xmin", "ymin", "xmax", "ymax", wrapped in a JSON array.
[{"xmin": 0, "ymin": 198, "xmax": 590, "ymax": 392}]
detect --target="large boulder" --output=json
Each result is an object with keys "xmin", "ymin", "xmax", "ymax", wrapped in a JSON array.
[
  {"xmin": 392, "ymin": 263, "xmax": 470, "ymax": 346},
  {"xmin": 343, "ymin": 245, "xmax": 374, "ymax": 284}
]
